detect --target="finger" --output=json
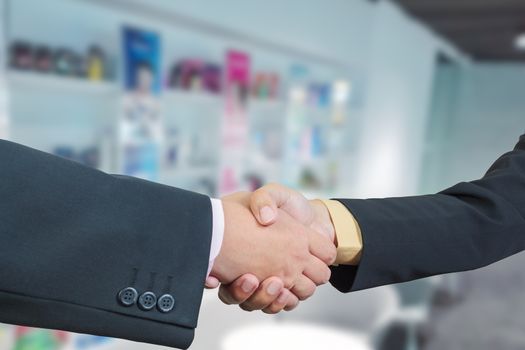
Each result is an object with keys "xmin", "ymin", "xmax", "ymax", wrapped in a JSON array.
[
  {"xmin": 218, "ymin": 274, "xmax": 259, "ymax": 305},
  {"xmin": 291, "ymin": 275, "xmax": 317, "ymax": 301},
  {"xmin": 307, "ymin": 228, "xmax": 337, "ymax": 265},
  {"xmin": 239, "ymin": 277, "xmax": 284, "ymax": 311},
  {"xmin": 205, "ymin": 276, "xmax": 220, "ymax": 289},
  {"xmin": 262, "ymin": 289, "xmax": 292, "ymax": 314},
  {"xmin": 284, "ymin": 293, "xmax": 300, "ymax": 311},
  {"xmin": 302, "ymin": 255, "xmax": 332, "ymax": 285}
]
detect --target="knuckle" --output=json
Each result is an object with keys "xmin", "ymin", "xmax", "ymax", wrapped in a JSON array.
[
  {"xmin": 285, "ymin": 305, "xmax": 297, "ymax": 312},
  {"xmin": 326, "ymin": 246, "xmax": 337, "ymax": 264},
  {"xmin": 285, "ymin": 300, "xmax": 299, "ymax": 311},
  {"xmin": 218, "ymin": 292, "xmax": 234, "ymax": 305},
  {"xmin": 283, "ymin": 277, "xmax": 295, "ymax": 289},
  {"xmin": 296, "ymin": 286, "xmax": 315, "ymax": 301},
  {"xmin": 239, "ymin": 303, "xmax": 255, "ymax": 312},
  {"xmin": 324, "ymin": 267, "xmax": 332, "ymax": 284},
  {"xmin": 311, "ymin": 266, "xmax": 331, "ymax": 285},
  {"xmin": 263, "ymin": 306, "xmax": 279, "ymax": 315},
  {"xmin": 297, "ymin": 293, "xmax": 309, "ymax": 301}
]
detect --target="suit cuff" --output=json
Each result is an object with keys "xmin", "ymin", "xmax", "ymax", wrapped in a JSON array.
[
  {"xmin": 208, "ymin": 198, "xmax": 225, "ymax": 277},
  {"xmin": 320, "ymin": 199, "xmax": 363, "ymax": 265}
]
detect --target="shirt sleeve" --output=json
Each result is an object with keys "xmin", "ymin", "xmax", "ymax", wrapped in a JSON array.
[
  {"xmin": 320, "ymin": 199, "xmax": 363, "ymax": 265},
  {"xmin": 207, "ymin": 198, "xmax": 225, "ymax": 277}
]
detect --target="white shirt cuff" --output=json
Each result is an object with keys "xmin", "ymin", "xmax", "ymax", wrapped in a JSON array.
[{"xmin": 207, "ymin": 198, "xmax": 225, "ymax": 278}]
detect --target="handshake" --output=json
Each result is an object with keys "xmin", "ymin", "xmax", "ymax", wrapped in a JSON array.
[{"xmin": 206, "ymin": 184, "xmax": 337, "ymax": 314}]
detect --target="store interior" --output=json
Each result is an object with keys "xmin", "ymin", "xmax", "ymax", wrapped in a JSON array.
[{"xmin": 1, "ymin": 0, "xmax": 525, "ymax": 349}]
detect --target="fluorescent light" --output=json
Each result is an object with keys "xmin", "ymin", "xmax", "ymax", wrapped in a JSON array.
[{"xmin": 514, "ymin": 33, "xmax": 525, "ymax": 51}]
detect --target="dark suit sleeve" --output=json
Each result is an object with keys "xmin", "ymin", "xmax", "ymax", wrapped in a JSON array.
[
  {"xmin": 0, "ymin": 140, "xmax": 213, "ymax": 349},
  {"xmin": 330, "ymin": 134, "xmax": 525, "ymax": 293}
]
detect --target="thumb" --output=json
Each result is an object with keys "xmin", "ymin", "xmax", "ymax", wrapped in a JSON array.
[
  {"xmin": 249, "ymin": 185, "xmax": 283, "ymax": 225},
  {"xmin": 250, "ymin": 183, "xmax": 313, "ymax": 226}
]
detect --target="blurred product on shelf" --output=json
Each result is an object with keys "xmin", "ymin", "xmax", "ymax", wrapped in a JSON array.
[
  {"xmin": 54, "ymin": 48, "xmax": 83, "ymax": 76},
  {"xmin": 86, "ymin": 46, "xmax": 106, "ymax": 81},
  {"xmin": 120, "ymin": 26, "xmax": 162, "ymax": 181},
  {"xmin": 8, "ymin": 40, "xmax": 113, "ymax": 81},
  {"xmin": 308, "ymin": 82, "xmax": 332, "ymax": 108},
  {"xmin": 122, "ymin": 26, "xmax": 161, "ymax": 94},
  {"xmin": 165, "ymin": 126, "xmax": 180, "ymax": 168},
  {"xmin": 167, "ymin": 58, "xmax": 222, "ymax": 94},
  {"xmin": 9, "ymin": 42, "xmax": 33, "ymax": 70},
  {"xmin": 13, "ymin": 327, "xmax": 68, "ymax": 350},
  {"xmin": 73, "ymin": 334, "xmax": 113, "ymax": 350},
  {"xmin": 33, "ymin": 46, "xmax": 53, "ymax": 72},
  {"xmin": 251, "ymin": 128, "xmax": 284, "ymax": 160},
  {"xmin": 225, "ymin": 50, "xmax": 251, "ymax": 110},
  {"xmin": 219, "ymin": 49, "xmax": 251, "ymax": 194},
  {"xmin": 251, "ymin": 72, "xmax": 279, "ymax": 100},
  {"xmin": 53, "ymin": 146, "xmax": 75, "ymax": 160},
  {"xmin": 244, "ymin": 173, "xmax": 264, "ymax": 191},
  {"xmin": 53, "ymin": 146, "xmax": 100, "ymax": 169},
  {"xmin": 202, "ymin": 64, "xmax": 222, "ymax": 93},
  {"xmin": 299, "ymin": 168, "xmax": 322, "ymax": 189}
]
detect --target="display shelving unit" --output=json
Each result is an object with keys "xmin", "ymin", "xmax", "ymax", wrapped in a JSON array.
[
  {"xmin": 7, "ymin": 70, "xmax": 118, "ymax": 95},
  {"xmin": 3, "ymin": 0, "xmax": 361, "ymax": 198}
]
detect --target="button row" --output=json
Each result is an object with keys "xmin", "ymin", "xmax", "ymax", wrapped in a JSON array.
[{"xmin": 118, "ymin": 287, "xmax": 175, "ymax": 313}]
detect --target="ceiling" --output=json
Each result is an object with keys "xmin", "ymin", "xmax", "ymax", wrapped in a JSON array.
[{"xmin": 392, "ymin": 0, "xmax": 525, "ymax": 61}]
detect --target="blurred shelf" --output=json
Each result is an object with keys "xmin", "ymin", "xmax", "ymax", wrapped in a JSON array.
[
  {"xmin": 249, "ymin": 99, "xmax": 285, "ymax": 110},
  {"xmin": 163, "ymin": 90, "xmax": 222, "ymax": 105},
  {"xmin": 161, "ymin": 165, "xmax": 217, "ymax": 179},
  {"xmin": 7, "ymin": 70, "xmax": 118, "ymax": 95}
]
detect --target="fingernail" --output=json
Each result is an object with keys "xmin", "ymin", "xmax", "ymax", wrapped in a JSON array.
[
  {"xmin": 277, "ymin": 291, "xmax": 289, "ymax": 304},
  {"xmin": 260, "ymin": 206, "xmax": 275, "ymax": 224},
  {"xmin": 267, "ymin": 281, "xmax": 281, "ymax": 296},
  {"xmin": 241, "ymin": 279, "xmax": 257, "ymax": 293}
]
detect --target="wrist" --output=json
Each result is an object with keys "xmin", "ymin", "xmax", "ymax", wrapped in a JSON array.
[{"xmin": 210, "ymin": 198, "xmax": 254, "ymax": 284}]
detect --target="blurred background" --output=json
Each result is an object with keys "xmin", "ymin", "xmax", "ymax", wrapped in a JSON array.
[{"xmin": 0, "ymin": 0, "xmax": 524, "ymax": 349}]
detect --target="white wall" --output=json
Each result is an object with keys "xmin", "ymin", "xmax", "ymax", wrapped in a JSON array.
[
  {"xmin": 352, "ymin": 1, "xmax": 467, "ymax": 197},
  {"xmin": 444, "ymin": 64, "xmax": 525, "ymax": 185},
  {"xmin": 129, "ymin": 0, "xmax": 376, "ymax": 69}
]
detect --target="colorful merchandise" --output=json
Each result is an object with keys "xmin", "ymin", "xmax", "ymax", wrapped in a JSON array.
[
  {"xmin": 86, "ymin": 45, "xmax": 106, "ymax": 81},
  {"xmin": 120, "ymin": 26, "xmax": 163, "ymax": 181},
  {"xmin": 219, "ymin": 50, "xmax": 251, "ymax": 194},
  {"xmin": 168, "ymin": 59, "xmax": 222, "ymax": 94},
  {"xmin": 123, "ymin": 27, "xmax": 161, "ymax": 94},
  {"xmin": 9, "ymin": 41, "xmax": 33, "ymax": 70}
]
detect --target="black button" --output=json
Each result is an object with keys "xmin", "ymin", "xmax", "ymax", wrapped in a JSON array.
[
  {"xmin": 138, "ymin": 291, "xmax": 157, "ymax": 310},
  {"xmin": 157, "ymin": 294, "xmax": 175, "ymax": 313},
  {"xmin": 118, "ymin": 287, "xmax": 138, "ymax": 306}
]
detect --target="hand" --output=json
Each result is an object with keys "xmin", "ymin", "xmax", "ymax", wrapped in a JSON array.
[
  {"xmin": 209, "ymin": 185, "xmax": 336, "ymax": 313},
  {"xmin": 209, "ymin": 192, "xmax": 336, "ymax": 306},
  {"xmin": 249, "ymin": 183, "xmax": 335, "ymax": 242}
]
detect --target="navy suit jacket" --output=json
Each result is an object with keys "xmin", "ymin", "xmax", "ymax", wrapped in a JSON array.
[
  {"xmin": 331, "ymin": 134, "xmax": 525, "ymax": 293},
  {"xmin": 0, "ymin": 140, "xmax": 212, "ymax": 349}
]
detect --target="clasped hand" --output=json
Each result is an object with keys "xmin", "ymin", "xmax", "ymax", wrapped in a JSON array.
[{"xmin": 207, "ymin": 185, "xmax": 336, "ymax": 314}]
